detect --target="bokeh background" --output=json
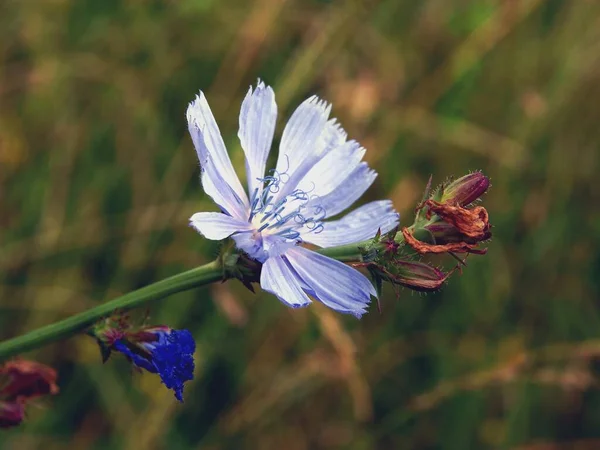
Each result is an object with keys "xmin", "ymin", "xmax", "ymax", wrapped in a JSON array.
[{"xmin": 1, "ymin": 0, "xmax": 600, "ymax": 448}]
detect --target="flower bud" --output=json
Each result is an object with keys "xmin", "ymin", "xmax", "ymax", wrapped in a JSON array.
[
  {"xmin": 425, "ymin": 221, "xmax": 469, "ymax": 243},
  {"xmin": 441, "ymin": 172, "xmax": 490, "ymax": 206},
  {"xmin": 385, "ymin": 260, "xmax": 449, "ymax": 292}
]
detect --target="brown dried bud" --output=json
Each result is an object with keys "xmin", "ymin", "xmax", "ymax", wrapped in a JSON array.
[
  {"xmin": 403, "ymin": 197, "xmax": 491, "ymax": 255},
  {"xmin": 402, "ymin": 227, "xmax": 487, "ymax": 255},
  {"xmin": 0, "ymin": 360, "xmax": 59, "ymax": 428},
  {"xmin": 425, "ymin": 201, "xmax": 491, "ymax": 241},
  {"xmin": 0, "ymin": 401, "xmax": 25, "ymax": 429},
  {"xmin": 0, "ymin": 360, "xmax": 59, "ymax": 402},
  {"xmin": 441, "ymin": 172, "xmax": 490, "ymax": 206}
]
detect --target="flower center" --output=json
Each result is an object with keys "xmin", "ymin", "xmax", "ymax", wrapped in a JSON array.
[{"xmin": 248, "ymin": 171, "xmax": 325, "ymax": 242}]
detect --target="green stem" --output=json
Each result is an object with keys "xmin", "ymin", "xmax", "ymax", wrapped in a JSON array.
[
  {"xmin": 0, "ymin": 242, "xmax": 371, "ymax": 361},
  {"xmin": 0, "ymin": 261, "xmax": 222, "ymax": 360},
  {"xmin": 318, "ymin": 242, "xmax": 365, "ymax": 262}
]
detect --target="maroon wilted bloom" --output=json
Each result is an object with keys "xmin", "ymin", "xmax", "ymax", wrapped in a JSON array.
[
  {"xmin": 403, "ymin": 201, "xmax": 491, "ymax": 255},
  {"xmin": 404, "ymin": 192, "xmax": 491, "ymax": 256},
  {"xmin": 0, "ymin": 360, "xmax": 59, "ymax": 402},
  {"xmin": 426, "ymin": 201, "xmax": 491, "ymax": 241},
  {"xmin": 402, "ymin": 227, "xmax": 487, "ymax": 255},
  {"xmin": 441, "ymin": 172, "xmax": 490, "ymax": 206},
  {"xmin": 0, "ymin": 402, "xmax": 24, "ymax": 428},
  {"xmin": 0, "ymin": 360, "xmax": 59, "ymax": 429}
]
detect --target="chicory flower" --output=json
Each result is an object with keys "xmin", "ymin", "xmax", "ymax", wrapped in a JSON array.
[
  {"xmin": 113, "ymin": 328, "xmax": 194, "ymax": 402},
  {"xmin": 187, "ymin": 81, "xmax": 398, "ymax": 318},
  {"xmin": 93, "ymin": 319, "xmax": 195, "ymax": 402}
]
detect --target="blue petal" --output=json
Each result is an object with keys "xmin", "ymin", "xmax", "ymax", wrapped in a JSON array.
[
  {"xmin": 302, "ymin": 200, "xmax": 399, "ymax": 247},
  {"xmin": 317, "ymin": 118, "xmax": 347, "ymax": 154},
  {"xmin": 284, "ymin": 247, "xmax": 375, "ymax": 318},
  {"xmin": 151, "ymin": 329, "xmax": 196, "ymax": 402},
  {"xmin": 239, "ymin": 81, "xmax": 277, "ymax": 196},
  {"xmin": 189, "ymin": 212, "xmax": 252, "ymax": 240},
  {"xmin": 309, "ymin": 163, "xmax": 377, "ymax": 218},
  {"xmin": 200, "ymin": 159, "xmax": 249, "ymax": 220},
  {"xmin": 232, "ymin": 231, "xmax": 268, "ymax": 263},
  {"xmin": 273, "ymin": 96, "xmax": 331, "ymax": 201},
  {"xmin": 187, "ymin": 93, "xmax": 249, "ymax": 219},
  {"xmin": 260, "ymin": 255, "xmax": 312, "ymax": 308},
  {"xmin": 295, "ymin": 140, "xmax": 366, "ymax": 198},
  {"xmin": 113, "ymin": 341, "xmax": 157, "ymax": 374},
  {"xmin": 113, "ymin": 330, "xmax": 196, "ymax": 402}
]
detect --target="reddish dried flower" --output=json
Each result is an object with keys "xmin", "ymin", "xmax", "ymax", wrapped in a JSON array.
[
  {"xmin": 0, "ymin": 360, "xmax": 59, "ymax": 402},
  {"xmin": 0, "ymin": 360, "xmax": 59, "ymax": 429},
  {"xmin": 404, "ymin": 191, "xmax": 492, "ymax": 256},
  {"xmin": 425, "ymin": 201, "xmax": 491, "ymax": 241},
  {"xmin": 402, "ymin": 227, "xmax": 487, "ymax": 255},
  {"xmin": 0, "ymin": 402, "xmax": 25, "ymax": 429}
]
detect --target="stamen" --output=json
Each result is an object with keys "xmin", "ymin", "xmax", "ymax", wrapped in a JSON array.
[
  {"xmin": 312, "ymin": 224, "xmax": 324, "ymax": 234},
  {"xmin": 278, "ymin": 154, "xmax": 290, "ymax": 175},
  {"xmin": 257, "ymin": 223, "xmax": 271, "ymax": 232},
  {"xmin": 278, "ymin": 171, "xmax": 290, "ymax": 184},
  {"xmin": 294, "ymin": 213, "xmax": 306, "ymax": 224},
  {"xmin": 259, "ymin": 212, "xmax": 272, "ymax": 224},
  {"xmin": 277, "ymin": 229, "xmax": 300, "ymax": 240},
  {"xmin": 248, "ymin": 164, "xmax": 326, "ymax": 242}
]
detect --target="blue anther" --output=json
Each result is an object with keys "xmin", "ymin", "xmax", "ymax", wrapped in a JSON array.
[{"xmin": 257, "ymin": 222, "xmax": 271, "ymax": 232}]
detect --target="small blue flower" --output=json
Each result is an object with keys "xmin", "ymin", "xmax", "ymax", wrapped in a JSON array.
[
  {"xmin": 113, "ymin": 328, "xmax": 195, "ymax": 402},
  {"xmin": 187, "ymin": 80, "xmax": 399, "ymax": 318}
]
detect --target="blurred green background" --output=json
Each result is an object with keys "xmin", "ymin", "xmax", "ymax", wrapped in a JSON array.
[{"xmin": 1, "ymin": 0, "xmax": 600, "ymax": 448}]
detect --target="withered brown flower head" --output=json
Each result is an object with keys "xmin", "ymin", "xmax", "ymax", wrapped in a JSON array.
[
  {"xmin": 0, "ymin": 360, "xmax": 59, "ymax": 401},
  {"xmin": 426, "ymin": 200, "xmax": 491, "ymax": 241},
  {"xmin": 0, "ymin": 360, "xmax": 59, "ymax": 429},
  {"xmin": 0, "ymin": 402, "xmax": 25, "ymax": 429},
  {"xmin": 403, "ymin": 173, "xmax": 492, "ymax": 256}
]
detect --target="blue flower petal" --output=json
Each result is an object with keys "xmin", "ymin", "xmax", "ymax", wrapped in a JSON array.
[
  {"xmin": 113, "ymin": 329, "xmax": 196, "ymax": 402},
  {"xmin": 151, "ymin": 329, "xmax": 196, "ymax": 402},
  {"xmin": 239, "ymin": 81, "xmax": 277, "ymax": 196},
  {"xmin": 190, "ymin": 212, "xmax": 252, "ymax": 240},
  {"xmin": 302, "ymin": 200, "xmax": 399, "ymax": 248},
  {"xmin": 306, "ymin": 163, "xmax": 377, "ymax": 218},
  {"xmin": 260, "ymin": 255, "xmax": 312, "ymax": 308},
  {"xmin": 187, "ymin": 93, "xmax": 249, "ymax": 220},
  {"xmin": 113, "ymin": 340, "xmax": 157, "ymax": 373},
  {"xmin": 283, "ymin": 246, "xmax": 376, "ymax": 318}
]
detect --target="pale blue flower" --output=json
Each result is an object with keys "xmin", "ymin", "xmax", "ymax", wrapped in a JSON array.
[{"xmin": 187, "ymin": 81, "xmax": 399, "ymax": 318}]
